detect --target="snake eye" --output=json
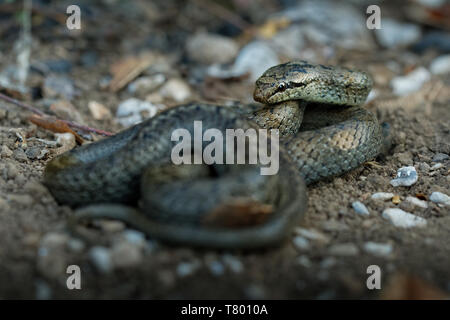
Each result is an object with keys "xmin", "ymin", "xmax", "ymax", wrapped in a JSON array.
[{"xmin": 277, "ymin": 82, "xmax": 286, "ymax": 92}]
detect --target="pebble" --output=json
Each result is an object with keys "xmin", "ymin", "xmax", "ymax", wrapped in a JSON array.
[
  {"xmin": 207, "ymin": 260, "xmax": 225, "ymax": 276},
  {"xmin": 89, "ymin": 246, "xmax": 113, "ymax": 273},
  {"xmin": 222, "ymin": 254, "xmax": 244, "ymax": 273},
  {"xmin": 429, "ymin": 54, "xmax": 450, "ymax": 75},
  {"xmin": 207, "ymin": 41, "xmax": 279, "ymax": 81},
  {"xmin": 352, "ymin": 201, "xmax": 370, "ymax": 216},
  {"xmin": 270, "ymin": 25, "xmax": 305, "ymax": 59},
  {"xmin": 176, "ymin": 261, "xmax": 201, "ymax": 278},
  {"xmin": 432, "ymin": 153, "xmax": 449, "ymax": 162},
  {"xmin": 122, "ymin": 229, "xmax": 146, "ymax": 247},
  {"xmin": 116, "ymin": 98, "xmax": 161, "ymax": 127},
  {"xmin": 429, "ymin": 192, "xmax": 450, "ymax": 206},
  {"xmin": 321, "ymin": 220, "xmax": 349, "ymax": 231},
  {"xmin": 88, "ymin": 101, "xmax": 112, "ymax": 120},
  {"xmin": 111, "ymin": 241, "xmax": 143, "ymax": 269},
  {"xmin": 43, "ymin": 59, "xmax": 73, "ymax": 73},
  {"xmin": 13, "ymin": 148, "xmax": 28, "ymax": 162},
  {"xmin": 294, "ymin": 227, "xmax": 329, "ymax": 244},
  {"xmin": 128, "ymin": 74, "xmax": 166, "ymax": 95},
  {"xmin": 320, "ymin": 257, "xmax": 337, "ymax": 269},
  {"xmin": 382, "ymin": 208, "xmax": 427, "ymax": 228},
  {"xmin": 4, "ymin": 162, "xmax": 19, "ymax": 180},
  {"xmin": 430, "ymin": 163, "xmax": 443, "ymax": 170},
  {"xmin": 160, "ymin": 79, "xmax": 192, "ymax": 102},
  {"xmin": 292, "ymin": 236, "xmax": 310, "ymax": 250},
  {"xmin": 43, "ymin": 75, "xmax": 76, "ymax": 100},
  {"xmin": 418, "ymin": 162, "xmax": 431, "ymax": 172},
  {"xmin": 395, "ymin": 152, "xmax": 413, "ymax": 166},
  {"xmin": 390, "ymin": 166, "xmax": 418, "ymax": 187},
  {"xmin": 375, "ymin": 18, "xmax": 421, "ymax": 48},
  {"xmin": 371, "ymin": 192, "xmax": 394, "ymax": 201},
  {"xmin": 40, "ymin": 232, "xmax": 69, "ymax": 249},
  {"xmin": 26, "ymin": 146, "xmax": 48, "ymax": 160},
  {"xmin": 328, "ymin": 243, "xmax": 359, "ymax": 256},
  {"xmin": 363, "ymin": 242, "xmax": 393, "ymax": 257},
  {"xmin": 390, "ymin": 67, "xmax": 431, "ymax": 96},
  {"xmin": 96, "ymin": 220, "xmax": 125, "ymax": 233},
  {"xmin": 186, "ymin": 32, "xmax": 239, "ymax": 64},
  {"xmin": 405, "ymin": 196, "xmax": 428, "ymax": 209},
  {"xmin": 67, "ymin": 238, "xmax": 85, "ymax": 252},
  {"xmin": 296, "ymin": 255, "xmax": 312, "ymax": 268},
  {"xmin": 1, "ymin": 145, "xmax": 13, "ymax": 158}
]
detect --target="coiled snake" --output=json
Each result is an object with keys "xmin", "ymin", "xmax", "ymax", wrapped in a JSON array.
[{"xmin": 43, "ymin": 61, "xmax": 385, "ymax": 249}]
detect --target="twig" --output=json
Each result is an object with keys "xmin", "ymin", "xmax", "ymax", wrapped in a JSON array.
[{"xmin": 0, "ymin": 92, "xmax": 114, "ymax": 137}]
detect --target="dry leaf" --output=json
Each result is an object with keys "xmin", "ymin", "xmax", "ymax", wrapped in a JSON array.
[
  {"xmin": 109, "ymin": 52, "xmax": 157, "ymax": 92},
  {"xmin": 381, "ymin": 273, "xmax": 449, "ymax": 300},
  {"xmin": 29, "ymin": 114, "xmax": 83, "ymax": 144}
]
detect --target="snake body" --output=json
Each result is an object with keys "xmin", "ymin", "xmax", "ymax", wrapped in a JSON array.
[{"xmin": 43, "ymin": 61, "xmax": 385, "ymax": 248}]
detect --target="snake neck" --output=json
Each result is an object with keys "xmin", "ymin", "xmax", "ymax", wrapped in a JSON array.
[{"xmin": 248, "ymin": 100, "xmax": 306, "ymax": 137}]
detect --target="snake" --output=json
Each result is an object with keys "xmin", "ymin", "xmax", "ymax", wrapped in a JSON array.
[{"xmin": 43, "ymin": 61, "xmax": 386, "ymax": 249}]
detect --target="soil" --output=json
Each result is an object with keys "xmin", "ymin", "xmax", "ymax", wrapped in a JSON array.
[{"xmin": 0, "ymin": 1, "xmax": 448, "ymax": 299}]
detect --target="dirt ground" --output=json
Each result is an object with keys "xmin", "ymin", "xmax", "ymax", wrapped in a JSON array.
[{"xmin": 0, "ymin": 1, "xmax": 449, "ymax": 299}]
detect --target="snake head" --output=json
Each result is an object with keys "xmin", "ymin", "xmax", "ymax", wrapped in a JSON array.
[{"xmin": 254, "ymin": 61, "xmax": 372, "ymax": 106}]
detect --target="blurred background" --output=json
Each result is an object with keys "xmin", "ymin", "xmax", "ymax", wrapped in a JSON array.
[{"xmin": 0, "ymin": 0, "xmax": 448, "ymax": 299}]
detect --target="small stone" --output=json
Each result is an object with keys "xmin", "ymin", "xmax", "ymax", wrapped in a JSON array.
[
  {"xmin": 390, "ymin": 166, "xmax": 418, "ymax": 187},
  {"xmin": 222, "ymin": 254, "xmax": 243, "ymax": 273},
  {"xmin": 294, "ymin": 227, "xmax": 329, "ymax": 244},
  {"xmin": 96, "ymin": 220, "xmax": 125, "ymax": 233},
  {"xmin": 320, "ymin": 257, "xmax": 337, "ymax": 269},
  {"xmin": 40, "ymin": 232, "xmax": 69, "ymax": 249},
  {"xmin": 1, "ymin": 145, "xmax": 13, "ymax": 158},
  {"xmin": 89, "ymin": 246, "xmax": 113, "ymax": 273},
  {"xmin": 430, "ymin": 163, "xmax": 443, "ymax": 170},
  {"xmin": 128, "ymin": 74, "xmax": 166, "ymax": 95},
  {"xmin": 405, "ymin": 196, "xmax": 428, "ymax": 209},
  {"xmin": 207, "ymin": 40, "xmax": 279, "ymax": 81},
  {"xmin": 390, "ymin": 67, "xmax": 431, "ymax": 96},
  {"xmin": 352, "ymin": 201, "xmax": 370, "ymax": 216},
  {"xmin": 0, "ymin": 109, "xmax": 7, "ymax": 119},
  {"xmin": 4, "ymin": 162, "xmax": 19, "ymax": 180},
  {"xmin": 67, "ymin": 238, "xmax": 85, "ymax": 252},
  {"xmin": 26, "ymin": 146, "xmax": 47, "ymax": 160},
  {"xmin": 116, "ymin": 98, "xmax": 162, "ymax": 127},
  {"xmin": 321, "ymin": 220, "xmax": 349, "ymax": 231},
  {"xmin": 43, "ymin": 75, "xmax": 75, "ymax": 99},
  {"xmin": 418, "ymin": 162, "xmax": 431, "ymax": 172},
  {"xmin": 122, "ymin": 229, "xmax": 146, "ymax": 247},
  {"xmin": 186, "ymin": 32, "xmax": 239, "ymax": 64},
  {"xmin": 328, "ymin": 243, "xmax": 359, "ymax": 256},
  {"xmin": 375, "ymin": 18, "xmax": 421, "ymax": 48},
  {"xmin": 429, "ymin": 192, "xmax": 450, "ymax": 206},
  {"xmin": 207, "ymin": 260, "xmax": 225, "ymax": 276},
  {"xmin": 296, "ymin": 255, "xmax": 312, "ymax": 268},
  {"xmin": 111, "ymin": 242, "xmax": 143, "ymax": 269},
  {"xmin": 292, "ymin": 236, "xmax": 310, "ymax": 250},
  {"xmin": 371, "ymin": 192, "xmax": 394, "ymax": 201},
  {"xmin": 395, "ymin": 152, "xmax": 414, "ymax": 166},
  {"xmin": 432, "ymin": 153, "xmax": 449, "ymax": 162},
  {"xmin": 13, "ymin": 149, "xmax": 28, "ymax": 162},
  {"xmin": 160, "ymin": 79, "xmax": 192, "ymax": 103},
  {"xmin": 363, "ymin": 242, "xmax": 393, "ymax": 257},
  {"xmin": 382, "ymin": 208, "xmax": 427, "ymax": 228},
  {"xmin": 176, "ymin": 261, "xmax": 201, "ymax": 278},
  {"xmin": 430, "ymin": 54, "xmax": 450, "ymax": 75},
  {"xmin": 88, "ymin": 101, "xmax": 112, "ymax": 120}
]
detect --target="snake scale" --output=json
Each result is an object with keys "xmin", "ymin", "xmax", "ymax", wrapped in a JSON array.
[{"xmin": 43, "ymin": 61, "xmax": 385, "ymax": 249}]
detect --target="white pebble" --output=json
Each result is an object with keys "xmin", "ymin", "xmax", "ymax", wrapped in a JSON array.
[
  {"xmin": 352, "ymin": 201, "xmax": 370, "ymax": 216},
  {"xmin": 122, "ymin": 229, "xmax": 146, "ymax": 247},
  {"xmin": 382, "ymin": 208, "xmax": 427, "ymax": 228},
  {"xmin": 390, "ymin": 166, "xmax": 418, "ymax": 187},
  {"xmin": 89, "ymin": 246, "xmax": 113, "ymax": 273},
  {"xmin": 405, "ymin": 196, "xmax": 428, "ymax": 209},
  {"xmin": 363, "ymin": 242, "xmax": 393, "ymax": 257},
  {"xmin": 222, "ymin": 254, "xmax": 244, "ymax": 273},
  {"xmin": 371, "ymin": 192, "xmax": 394, "ymax": 201},
  {"xmin": 390, "ymin": 67, "xmax": 430, "ymax": 96},
  {"xmin": 116, "ymin": 98, "xmax": 161, "ymax": 127},
  {"xmin": 430, "ymin": 54, "xmax": 450, "ymax": 75},
  {"xmin": 375, "ymin": 18, "xmax": 421, "ymax": 49},
  {"xmin": 293, "ymin": 227, "xmax": 329, "ymax": 243},
  {"xmin": 430, "ymin": 192, "xmax": 450, "ymax": 206},
  {"xmin": 207, "ymin": 260, "xmax": 225, "ymax": 276},
  {"xmin": 430, "ymin": 163, "xmax": 443, "ymax": 170},
  {"xmin": 160, "ymin": 79, "xmax": 192, "ymax": 102},
  {"xmin": 176, "ymin": 261, "xmax": 201, "ymax": 278},
  {"xmin": 292, "ymin": 236, "xmax": 310, "ymax": 250},
  {"xmin": 296, "ymin": 255, "xmax": 312, "ymax": 268}
]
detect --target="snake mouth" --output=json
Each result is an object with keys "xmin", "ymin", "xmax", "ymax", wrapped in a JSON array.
[{"xmin": 253, "ymin": 86, "xmax": 266, "ymax": 104}]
